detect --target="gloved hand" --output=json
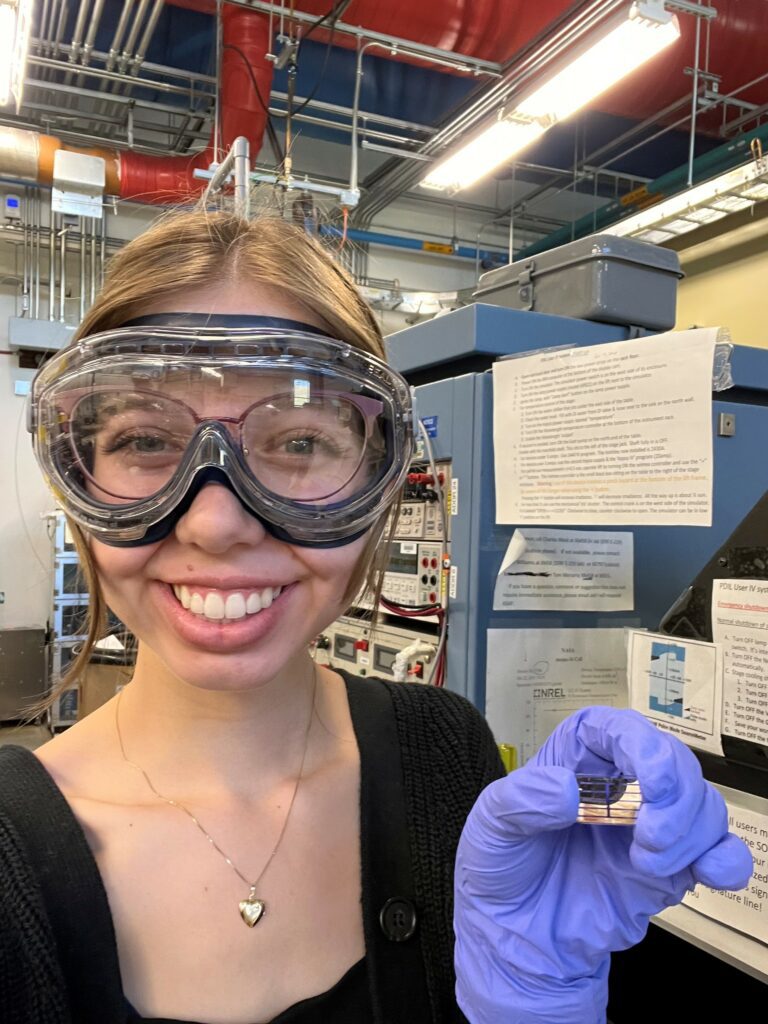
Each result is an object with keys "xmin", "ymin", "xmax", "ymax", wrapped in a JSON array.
[{"xmin": 454, "ymin": 707, "xmax": 753, "ymax": 1024}]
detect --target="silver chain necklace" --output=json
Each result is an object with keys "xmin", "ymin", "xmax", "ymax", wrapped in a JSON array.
[{"xmin": 115, "ymin": 667, "xmax": 317, "ymax": 928}]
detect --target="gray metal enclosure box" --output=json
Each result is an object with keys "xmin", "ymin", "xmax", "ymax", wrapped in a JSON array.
[{"xmin": 473, "ymin": 235, "xmax": 683, "ymax": 330}]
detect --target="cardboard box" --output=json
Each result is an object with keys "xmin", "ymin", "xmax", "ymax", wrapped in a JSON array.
[{"xmin": 77, "ymin": 662, "xmax": 132, "ymax": 720}]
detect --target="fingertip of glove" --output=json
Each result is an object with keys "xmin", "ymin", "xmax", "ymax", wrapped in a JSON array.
[
  {"xmin": 692, "ymin": 834, "xmax": 755, "ymax": 891},
  {"xmin": 578, "ymin": 707, "xmax": 685, "ymax": 803}
]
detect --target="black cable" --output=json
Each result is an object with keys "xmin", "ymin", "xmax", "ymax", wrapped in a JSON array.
[
  {"xmin": 300, "ymin": 0, "xmax": 351, "ymax": 44},
  {"xmin": 293, "ymin": 22, "xmax": 337, "ymax": 115},
  {"xmin": 292, "ymin": 0, "xmax": 351, "ymax": 116},
  {"xmin": 223, "ymin": 42, "xmax": 285, "ymax": 166}
]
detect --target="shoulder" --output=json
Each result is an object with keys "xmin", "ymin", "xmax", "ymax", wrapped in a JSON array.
[
  {"xmin": 0, "ymin": 752, "xmax": 53, "ymax": 951},
  {"xmin": 0, "ymin": 788, "xmax": 69, "ymax": 1022},
  {"xmin": 351, "ymin": 675, "xmax": 504, "ymax": 794},
  {"xmin": 376, "ymin": 676, "xmax": 494, "ymax": 742}
]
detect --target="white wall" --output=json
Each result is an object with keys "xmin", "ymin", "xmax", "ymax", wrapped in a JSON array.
[
  {"xmin": 673, "ymin": 211, "xmax": 768, "ymax": 348},
  {"xmin": 0, "ymin": 200, "xmax": 158, "ymax": 632}
]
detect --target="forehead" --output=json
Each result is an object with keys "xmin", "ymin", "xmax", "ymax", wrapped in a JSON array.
[{"xmin": 141, "ymin": 282, "xmax": 329, "ymax": 333}]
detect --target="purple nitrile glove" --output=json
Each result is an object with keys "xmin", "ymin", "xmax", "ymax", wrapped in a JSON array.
[{"xmin": 454, "ymin": 706, "xmax": 753, "ymax": 1024}]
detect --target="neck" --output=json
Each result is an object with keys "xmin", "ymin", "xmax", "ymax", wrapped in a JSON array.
[{"xmin": 116, "ymin": 644, "xmax": 320, "ymax": 804}]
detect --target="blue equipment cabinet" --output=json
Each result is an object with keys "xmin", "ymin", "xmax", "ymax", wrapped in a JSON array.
[
  {"xmin": 386, "ymin": 305, "xmax": 768, "ymax": 727},
  {"xmin": 388, "ymin": 304, "xmax": 768, "ymax": 1009}
]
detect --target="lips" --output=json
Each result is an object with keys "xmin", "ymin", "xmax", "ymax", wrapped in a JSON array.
[{"xmin": 153, "ymin": 579, "xmax": 297, "ymax": 653}]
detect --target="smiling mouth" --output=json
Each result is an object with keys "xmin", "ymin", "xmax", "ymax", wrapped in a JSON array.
[{"xmin": 169, "ymin": 583, "xmax": 285, "ymax": 622}]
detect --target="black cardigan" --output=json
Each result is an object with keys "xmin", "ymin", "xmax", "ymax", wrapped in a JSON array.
[{"xmin": 0, "ymin": 674, "xmax": 505, "ymax": 1024}]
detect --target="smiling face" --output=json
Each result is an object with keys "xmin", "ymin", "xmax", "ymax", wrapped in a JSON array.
[{"xmin": 88, "ymin": 283, "xmax": 373, "ymax": 692}]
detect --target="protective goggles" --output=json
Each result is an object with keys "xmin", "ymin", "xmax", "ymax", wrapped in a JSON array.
[{"xmin": 29, "ymin": 314, "xmax": 413, "ymax": 547}]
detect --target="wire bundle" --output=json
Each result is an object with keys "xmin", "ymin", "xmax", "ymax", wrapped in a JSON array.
[{"xmin": 380, "ymin": 595, "xmax": 446, "ymax": 687}]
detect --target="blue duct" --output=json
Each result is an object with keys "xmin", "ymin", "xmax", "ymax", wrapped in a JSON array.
[
  {"xmin": 516, "ymin": 123, "xmax": 768, "ymax": 260},
  {"xmin": 319, "ymin": 224, "xmax": 509, "ymax": 266}
]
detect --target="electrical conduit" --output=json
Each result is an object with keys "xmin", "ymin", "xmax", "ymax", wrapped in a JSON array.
[{"xmin": 0, "ymin": 6, "xmax": 272, "ymax": 204}]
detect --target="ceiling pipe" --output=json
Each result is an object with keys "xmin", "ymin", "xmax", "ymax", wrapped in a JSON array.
[
  {"xmin": 119, "ymin": 5, "xmax": 272, "ymax": 201},
  {"xmin": 65, "ymin": 0, "xmax": 93, "ymax": 70},
  {"xmin": 118, "ymin": 0, "xmax": 152, "ymax": 75},
  {"xmin": 516, "ymin": 122, "xmax": 768, "ymax": 258},
  {"xmin": 129, "ymin": 0, "xmax": 166, "ymax": 77},
  {"xmin": 72, "ymin": 0, "xmax": 108, "ymax": 115},
  {"xmin": 100, "ymin": 0, "xmax": 135, "ymax": 87},
  {"xmin": 79, "ymin": 0, "xmax": 108, "ymax": 70},
  {"xmin": 318, "ymin": 223, "xmax": 508, "ymax": 264},
  {"xmin": 0, "ymin": 7, "xmax": 273, "ymax": 204}
]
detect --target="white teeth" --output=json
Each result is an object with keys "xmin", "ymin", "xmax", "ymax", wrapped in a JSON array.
[
  {"xmin": 224, "ymin": 593, "xmax": 247, "ymax": 619},
  {"xmin": 172, "ymin": 583, "xmax": 286, "ymax": 621},
  {"xmin": 204, "ymin": 592, "xmax": 225, "ymax": 620}
]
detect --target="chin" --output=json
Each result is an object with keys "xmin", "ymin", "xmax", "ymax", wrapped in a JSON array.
[{"xmin": 163, "ymin": 641, "xmax": 312, "ymax": 693}]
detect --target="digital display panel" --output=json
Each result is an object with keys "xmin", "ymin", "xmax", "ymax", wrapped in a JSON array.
[
  {"xmin": 387, "ymin": 547, "xmax": 418, "ymax": 575},
  {"xmin": 374, "ymin": 645, "xmax": 398, "ymax": 675},
  {"xmin": 333, "ymin": 634, "xmax": 356, "ymax": 662}
]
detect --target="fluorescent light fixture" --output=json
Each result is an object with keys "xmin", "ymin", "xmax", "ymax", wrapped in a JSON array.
[
  {"xmin": 420, "ymin": 0, "xmax": 679, "ymax": 195},
  {"xmin": 420, "ymin": 114, "xmax": 545, "ymax": 193},
  {"xmin": 0, "ymin": 0, "xmax": 34, "ymax": 111},
  {"xmin": 605, "ymin": 159, "xmax": 768, "ymax": 243},
  {"xmin": 517, "ymin": 2, "xmax": 680, "ymax": 123}
]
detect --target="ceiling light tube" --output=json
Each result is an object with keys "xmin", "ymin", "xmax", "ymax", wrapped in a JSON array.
[
  {"xmin": 0, "ymin": 0, "xmax": 34, "ymax": 111},
  {"xmin": 420, "ymin": 111, "xmax": 546, "ymax": 193},
  {"xmin": 605, "ymin": 159, "xmax": 768, "ymax": 243},
  {"xmin": 420, "ymin": 0, "xmax": 680, "ymax": 195},
  {"xmin": 517, "ymin": 1, "xmax": 680, "ymax": 124}
]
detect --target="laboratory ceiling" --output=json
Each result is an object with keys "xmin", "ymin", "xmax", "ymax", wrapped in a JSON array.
[{"xmin": 7, "ymin": 0, "xmax": 768, "ymax": 249}]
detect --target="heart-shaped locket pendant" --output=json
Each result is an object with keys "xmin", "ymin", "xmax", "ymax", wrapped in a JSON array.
[{"xmin": 239, "ymin": 895, "xmax": 266, "ymax": 927}]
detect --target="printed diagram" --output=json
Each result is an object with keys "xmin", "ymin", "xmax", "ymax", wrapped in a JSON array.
[
  {"xmin": 648, "ymin": 642, "xmax": 686, "ymax": 717},
  {"xmin": 627, "ymin": 629, "xmax": 721, "ymax": 752}
]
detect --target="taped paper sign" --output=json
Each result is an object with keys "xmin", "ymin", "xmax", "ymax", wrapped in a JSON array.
[{"xmin": 493, "ymin": 528, "xmax": 633, "ymax": 611}]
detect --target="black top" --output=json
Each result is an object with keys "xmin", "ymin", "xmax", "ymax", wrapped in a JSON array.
[
  {"xmin": 0, "ymin": 673, "xmax": 505, "ymax": 1024},
  {"xmin": 126, "ymin": 958, "xmax": 368, "ymax": 1024}
]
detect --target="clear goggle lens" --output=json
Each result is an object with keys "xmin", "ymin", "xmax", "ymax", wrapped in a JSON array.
[{"xmin": 60, "ymin": 373, "xmax": 387, "ymax": 505}]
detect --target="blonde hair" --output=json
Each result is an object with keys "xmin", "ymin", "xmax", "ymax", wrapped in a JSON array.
[{"xmin": 41, "ymin": 210, "xmax": 401, "ymax": 714}]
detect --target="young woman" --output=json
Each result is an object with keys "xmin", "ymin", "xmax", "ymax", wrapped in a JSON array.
[{"xmin": 0, "ymin": 211, "xmax": 751, "ymax": 1024}]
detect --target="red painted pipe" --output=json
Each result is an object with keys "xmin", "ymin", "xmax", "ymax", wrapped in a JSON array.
[
  {"xmin": 158, "ymin": 0, "xmax": 574, "ymax": 65},
  {"xmin": 118, "ymin": 5, "xmax": 273, "ymax": 203}
]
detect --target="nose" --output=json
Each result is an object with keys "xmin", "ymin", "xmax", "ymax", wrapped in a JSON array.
[{"xmin": 173, "ymin": 480, "xmax": 270, "ymax": 554}]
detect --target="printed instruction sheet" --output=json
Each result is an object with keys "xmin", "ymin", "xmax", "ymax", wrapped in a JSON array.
[
  {"xmin": 712, "ymin": 579, "xmax": 768, "ymax": 748},
  {"xmin": 485, "ymin": 628, "xmax": 628, "ymax": 765},
  {"xmin": 493, "ymin": 328, "xmax": 719, "ymax": 526},
  {"xmin": 683, "ymin": 789, "xmax": 768, "ymax": 945},
  {"xmin": 627, "ymin": 630, "xmax": 723, "ymax": 756},
  {"xmin": 493, "ymin": 528, "xmax": 633, "ymax": 611}
]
